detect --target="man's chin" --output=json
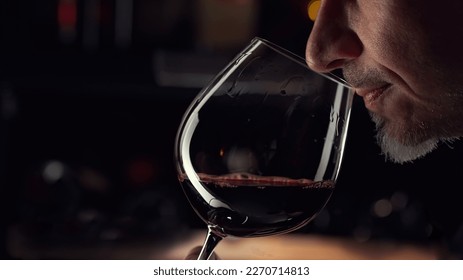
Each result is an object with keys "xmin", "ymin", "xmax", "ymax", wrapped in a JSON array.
[
  {"xmin": 369, "ymin": 112, "xmax": 440, "ymax": 163},
  {"xmin": 376, "ymin": 131, "xmax": 439, "ymax": 164}
]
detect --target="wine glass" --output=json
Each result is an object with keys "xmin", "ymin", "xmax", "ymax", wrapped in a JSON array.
[{"xmin": 174, "ymin": 37, "xmax": 354, "ymax": 260}]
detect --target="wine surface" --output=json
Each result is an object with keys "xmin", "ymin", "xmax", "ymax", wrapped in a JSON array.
[{"xmin": 180, "ymin": 172, "xmax": 334, "ymax": 237}]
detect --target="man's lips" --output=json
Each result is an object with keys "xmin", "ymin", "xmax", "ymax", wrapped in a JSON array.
[{"xmin": 355, "ymin": 84, "xmax": 391, "ymax": 109}]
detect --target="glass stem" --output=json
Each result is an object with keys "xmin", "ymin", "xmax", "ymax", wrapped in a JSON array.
[{"xmin": 197, "ymin": 225, "xmax": 224, "ymax": 260}]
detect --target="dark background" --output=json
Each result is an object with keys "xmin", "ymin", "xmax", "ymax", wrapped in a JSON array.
[{"xmin": 1, "ymin": 0, "xmax": 462, "ymax": 259}]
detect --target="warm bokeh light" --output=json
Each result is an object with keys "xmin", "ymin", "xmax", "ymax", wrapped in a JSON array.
[
  {"xmin": 373, "ymin": 198, "xmax": 393, "ymax": 218},
  {"xmin": 58, "ymin": 0, "xmax": 77, "ymax": 28},
  {"xmin": 219, "ymin": 148, "xmax": 225, "ymax": 157},
  {"xmin": 307, "ymin": 0, "xmax": 321, "ymax": 21}
]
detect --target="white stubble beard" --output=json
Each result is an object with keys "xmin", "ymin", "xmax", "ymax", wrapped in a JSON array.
[{"xmin": 369, "ymin": 112, "xmax": 440, "ymax": 164}]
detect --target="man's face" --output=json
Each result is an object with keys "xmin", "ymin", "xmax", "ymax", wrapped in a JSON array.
[{"xmin": 306, "ymin": 0, "xmax": 463, "ymax": 163}]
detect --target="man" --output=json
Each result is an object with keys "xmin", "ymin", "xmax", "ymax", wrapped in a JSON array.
[
  {"xmin": 306, "ymin": 0, "xmax": 463, "ymax": 164},
  {"xmin": 304, "ymin": 0, "xmax": 463, "ymax": 258}
]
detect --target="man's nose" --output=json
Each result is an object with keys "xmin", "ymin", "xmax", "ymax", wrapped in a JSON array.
[{"xmin": 305, "ymin": 1, "xmax": 362, "ymax": 73}]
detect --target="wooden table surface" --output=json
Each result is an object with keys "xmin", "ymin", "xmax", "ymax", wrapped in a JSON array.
[
  {"xmin": 8, "ymin": 225, "xmax": 443, "ymax": 260},
  {"xmin": 159, "ymin": 230, "xmax": 443, "ymax": 260}
]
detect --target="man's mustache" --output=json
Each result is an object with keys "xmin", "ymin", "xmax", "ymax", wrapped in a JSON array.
[{"xmin": 341, "ymin": 63, "xmax": 388, "ymax": 89}]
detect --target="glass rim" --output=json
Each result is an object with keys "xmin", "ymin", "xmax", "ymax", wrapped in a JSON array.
[{"xmin": 252, "ymin": 37, "xmax": 354, "ymax": 89}]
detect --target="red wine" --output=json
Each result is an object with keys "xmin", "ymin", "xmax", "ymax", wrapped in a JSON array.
[{"xmin": 180, "ymin": 172, "xmax": 334, "ymax": 237}]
